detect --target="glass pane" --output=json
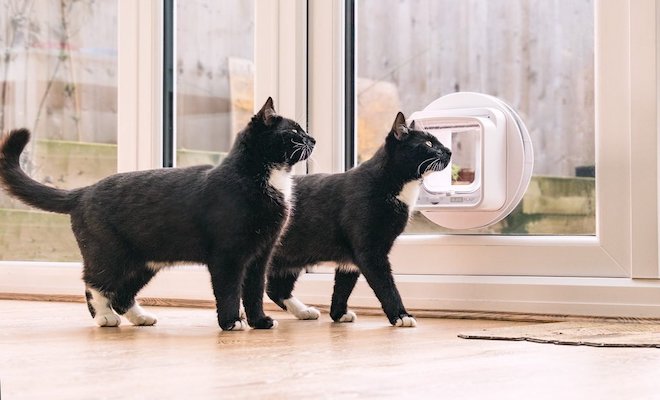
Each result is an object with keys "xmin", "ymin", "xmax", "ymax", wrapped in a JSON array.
[
  {"xmin": 176, "ymin": 0, "xmax": 255, "ymax": 168},
  {"xmin": 356, "ymin": 0, "xmax": 595, "ymax": 235},
  {"xmin": 0, "ymin": 1, "xmax": 118, "ymax": 261}
]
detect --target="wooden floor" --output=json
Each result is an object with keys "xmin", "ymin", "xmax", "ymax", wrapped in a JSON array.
[{"xmin": 1, "ymin": 301, "xmax": 660, "ymax": 400}]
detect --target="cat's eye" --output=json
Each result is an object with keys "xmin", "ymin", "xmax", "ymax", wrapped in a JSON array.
[{"xmin": 425, "ymin": 140, "xmax": 433, "ymax": 148}]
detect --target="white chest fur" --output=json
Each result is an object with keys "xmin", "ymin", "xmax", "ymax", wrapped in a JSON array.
[
  {"xmin": 396, "ymin": 180, "xmax": 421, "ymax": 209},
  {"xmin": 268, "ymin": 166, "xmax": 293, "ymax": 205}
]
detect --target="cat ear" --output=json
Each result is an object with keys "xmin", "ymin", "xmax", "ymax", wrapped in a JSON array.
[
  {"xmin": 257, "ymin": 97, "xmax": 277, "ymax": 126},
  {"xmin": 409, "ymin": 120, "xmax": 416, "ymax": 130},
  {"xmin": 391, "ymin": 112, "xmax": 408, "ymax": 141}
]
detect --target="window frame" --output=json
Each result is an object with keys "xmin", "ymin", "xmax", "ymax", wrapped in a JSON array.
[
  {"xmin": 117, "ymin": 0, "xmax": 164, "ymax": 172},
  {"xmin": 292, "ymin": 0, "xmax": 660, "ymax": 317},
  {"xmin": 309, "ymin": 0, "xmax": 658, "ymax": 279},
  {"xmin": 0, "ymin": 0, "xmax": 306, "ymax": 283}
]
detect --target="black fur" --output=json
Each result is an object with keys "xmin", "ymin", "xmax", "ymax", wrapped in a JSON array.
[
  {"xmin": 84, "ymin": 289, "xmax": 96, "ymax": 318},
  {"xmin": 267, "ymin": 112, "xmax": 451, "ymax": 325},
  {"xmin": 0, "ymin": 128, "xmax": 81, "ymax": 213},
  {"xmin": 0, "ymin": 98, "xmax": 315, "ymax": 331}
]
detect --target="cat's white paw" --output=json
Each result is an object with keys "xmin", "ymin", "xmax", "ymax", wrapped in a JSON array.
[
  {"xmin": 134, "ymin": 314, "xmax": 157, "ymax": 326},
  {"xmin": 95, "ymin": 312, "xmax": 121, "ymax": 327},
  {"xmin": 296, "ymin": 307, "xmax": 321, "ymax": 320},
  {"xmin": 225, "ymin": 319, "xmax": 249, "ymax": 331},
  {"xmin": 87, "ymin": 288, "xmax": 121, "ymax": 327},
  {"xmin": 283, "ymin": 297, "xmax": 320, "ymax": 320},
  {"xmin": 124, "ymin": 304, "xmax": 158, "ymax": 326},
  {"xmin": 239, "ymin": 305, "xmax": 247, "ymax": 320},
  {"xmin": 394, "ymin": 316, "xmax": 417, "ymax": 328},
  {"xmin": 128, "ymin": 312, "xmax": 158, "ymax": 326},
  {"xmin": 338, "ymin": 311, "xmax": 357, "ymax": 323},
  {"xmin": 271, "ymin": 320, "xmax": 279, "ymax": 329}
]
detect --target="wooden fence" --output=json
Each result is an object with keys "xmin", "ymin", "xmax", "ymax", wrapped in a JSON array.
[{"xmin": 357, "ymin": 0, "xmax": 595, "ymax": 177}]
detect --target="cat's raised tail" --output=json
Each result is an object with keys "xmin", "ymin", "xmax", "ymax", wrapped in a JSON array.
[{"xmin": 0, "ymin": 128, "xmax": 79, "ymax": 214}]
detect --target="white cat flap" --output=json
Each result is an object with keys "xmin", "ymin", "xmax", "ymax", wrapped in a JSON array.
[{"xmin": 409, "ymin": 92, "xmax": 534, "ymax": 230}]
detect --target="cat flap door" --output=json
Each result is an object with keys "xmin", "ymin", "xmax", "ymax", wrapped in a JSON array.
[{"xmin": 409, "ymin": 92, "xmax": 534, "ymax": 230}]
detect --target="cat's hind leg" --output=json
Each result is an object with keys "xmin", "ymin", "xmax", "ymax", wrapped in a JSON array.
[
  {"xmin": 110, "ymin": 264, "xmax": 158, "ymax": 326},
  {"xmin": 283, "ymin": 296, "xmax": 321, "ymax": 320},
  {"xmin": 79, "ymin": 240, "xmax": 123, "ymax": 326},
  {"xmin": 330, "ymin": 266, "xmax": 360, "ymax": 323},
  {"xmin": 123, "ymin": 303, "xmax": 158, "ymax": 326},
  {"xmin": 267, "ymin": 268, "xmax": 320, "ymax": 320},
  {"xmin": 77, "ymin": 220, "xmax": 157, "ymax": 326},
  {"xmin": 83, "ymin": 258, "xmax": 157, "ymax": 327},
  {"xmin": 85, "ymin": 286, "xmax": 121, "ymax": 327}
]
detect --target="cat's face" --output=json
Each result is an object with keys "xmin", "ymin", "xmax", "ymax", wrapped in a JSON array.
[
  {"xmin": 386, "ymin": 112, "xmax": 452, "ymax": 179},
  {"xmin": 246, "ymin": 98, "xmax": 315, "ymax": 167}
]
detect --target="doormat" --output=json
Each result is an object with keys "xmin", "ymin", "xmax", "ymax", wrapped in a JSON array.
[{"xmin": 458, "ymin": 321, "xmax": 660, "ymax": 348}]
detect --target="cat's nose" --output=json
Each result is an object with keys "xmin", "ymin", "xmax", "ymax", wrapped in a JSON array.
[
  {"xmin": 442, "ymin": 149, "xmax": 452, "ymax": 164},
  {"xmin": 308, "ymin": 137, "xmax": 316, "ymax": 146}
]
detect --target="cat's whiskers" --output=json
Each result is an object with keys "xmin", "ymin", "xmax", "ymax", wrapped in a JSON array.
[
  {"xmin": 293, "ymin": 143, "xmax": 313, "ymax": 162},
  {"xmin": 422, "ymin": 158, "xmax": 448, "ymax": 176},
  {"xmin": 290, "ymin": 146, "xmax": 304, "ymax": 161},
  {"xmin": 416, "ymin": 157, "xmax": 437, "ymax": 176},
  {"xmin": 291, "ymin": 146, "xmax": 304, "ymax": 158},
  {"xmin": 423, "ymin": 159, "xmax": 438, "ymax": 175},
  {"xmin": 423, "ymin": 160, "xmax": 433, "ymax": 175},
  {"xmin": 303, "ymin": 145, "xmax": 313, "ymax": 161},
  {"xmin": 289, "ymin": 138, "xmax": 316, "ymax": 162}
]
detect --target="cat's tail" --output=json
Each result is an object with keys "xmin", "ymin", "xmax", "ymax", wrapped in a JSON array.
[{"xmin": 0, "ymin": 128, "xmax": 79, "ymax": 214}]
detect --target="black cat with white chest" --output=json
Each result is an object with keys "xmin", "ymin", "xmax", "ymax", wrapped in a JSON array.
[
  {"xmin": 267, "ymin": 112, "xmax": 451, "ymax": 327},
  {"xmin": 0, "ymin": 98, "xmax": 314, "ymax": 331}
]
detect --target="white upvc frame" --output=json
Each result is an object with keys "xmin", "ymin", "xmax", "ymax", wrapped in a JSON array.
[
  {"xmin": 1, "ymin": 0, "xmax": 165, "ymax": 291},
  {"xmin": 0, "ymin": 1, "xmax": 309, "ymax": 289},
  {"xmin": 288, "ymin": 0, "xmax": 660, "ymax": 317},
  {"xmin": 256, "ymin": 0, "xmax": 308, "ymax": 174},
  {"xmin": 308, "ymin": 0, "xmax": 346, "ymax": 174},
  {"xmin": 309, "ymin": 0, "xmax": 658, "ymax": 279},
  {"xmin": 116, "ymin": 0, "xmax": 163, "ymax": 172},
  {"xmin": 3, "ymin": 0, "xmax": 660, "ymax": 319}
]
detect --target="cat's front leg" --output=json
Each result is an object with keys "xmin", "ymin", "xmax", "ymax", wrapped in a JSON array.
[
  {"xmin": 208, "ymin": 258, "xmax": 249, "ymax": 331},
  {"xmin": 355, "ymin": 255, "xmax": 417, "ymax": 328},
  {"xmin": 330, "ymin": 268, "xmax": 360, "ymax": 323},
  {"xmin": 242, "ymin": 252, "xmax": 278, "ymax": 329}
]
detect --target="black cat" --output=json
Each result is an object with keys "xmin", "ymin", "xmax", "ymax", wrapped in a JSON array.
[
  {"xmin": 266, "ymin": 112, "xmax": 451, "ymax": 327},
  {"xmin": 0, "ymin": 98, "xmax": 315, "ymax": 331}
]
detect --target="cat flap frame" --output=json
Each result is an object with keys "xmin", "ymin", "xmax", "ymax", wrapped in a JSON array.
[{"xmin": 410, "ymin": 92, "xmax": 534, "ymax": 230}]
